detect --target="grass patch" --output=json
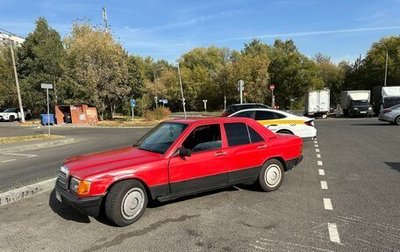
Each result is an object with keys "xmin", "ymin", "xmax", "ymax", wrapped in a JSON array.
[
  {"xmin": 96, "ymin": 117, "xmax": 165, "ymax": 127},
  {"xmin": 0, "ymin": 134, "xmax": 64, "ymax": 144}
]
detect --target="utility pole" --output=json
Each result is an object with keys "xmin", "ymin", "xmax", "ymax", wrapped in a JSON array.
[
  {"xmin": 102, "ymin": 7, "xmax": 109, "ymax": 32},
  {"xmin": 177, "ymin": 63, "xmax": 187, "ymax": 118},
  {"xmin": 9, "ymin": 42, "xmax": 25, "ymax": 122},
  {"xmin": 383, "ymin": 44, "xmax": 388, "ymax": 87}
]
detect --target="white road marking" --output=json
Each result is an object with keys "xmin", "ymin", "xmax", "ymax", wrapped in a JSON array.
[
  {"xmin": 319, "ymin": 169, "xmax": 325, "ymax": 176},
  {"xmin": 317, "ymin": 154, "xmax": 321, "ymax": 158},
  {"xmin": 314, "ymin": 140, "xmax": 318, "ymax": 144},
  {"xmin": 318, "ymin": 160, "xmax": 323, "ymax": 166},
  {"xmin": 315, "ymin": 144, "xmax": 319, "ymax": 147},
  {"xmin": 328, "ymin": 223, "xmax": 341, "ymax": 244},
  {"xmin": 2, "ymin": 159, "xmax": 16, "ymax": 163},
  {"xmin": 315, "ymin": 149, "xmax": 320, "ymax": 153},
  {"xmin": 323, "ymin": 198, "xmax": 333, "ymax": 210},
  {"xmin": 321, "ymin": 181, "xmax": 328, "ymax": 189},
  {"xmin": 2, "ymin": 152, "xmax": 37, "ymax": 158}
]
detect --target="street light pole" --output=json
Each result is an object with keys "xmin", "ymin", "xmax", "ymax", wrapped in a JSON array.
[
  {"xmin": 177, "ymin": 62, "xmax": 187, "ymax": 118},
  {"xmin": 9, "ymin": 43, "xmax": 25, "ymax": 122}
]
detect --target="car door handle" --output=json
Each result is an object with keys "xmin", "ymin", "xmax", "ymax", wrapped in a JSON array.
[
  {"xmin": 257, "ymin": 144, "xmax": 268, "ymax": 149},
  {"xmin": 214, "ymin": 151, "xmax": 227, "ymax": 156},
  {"xmin": 268, "ymin": 124, "xmax": 278, "ymax": 127}
]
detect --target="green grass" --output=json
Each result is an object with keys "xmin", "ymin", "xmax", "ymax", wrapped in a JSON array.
[{"xmin": 0, "ymin": 134, "xmax": 63, "ymax": 144}]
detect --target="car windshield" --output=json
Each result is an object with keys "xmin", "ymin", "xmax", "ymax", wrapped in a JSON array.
[
  {"xmin": 134, "ymin": 122, "xmax": 187, "ymax": 154},
  {"xmin": 3, "ymin": 108, "xmax": 17, "ymax": 112},
  {"xmin": 352, "ymin": 100, "xmax": 369, "ymax": 105}
]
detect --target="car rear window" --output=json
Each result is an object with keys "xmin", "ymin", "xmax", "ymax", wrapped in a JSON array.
[
  {"xmin": 232, "ymin": 111, "xmax": 255, "ymax": 119},
  {"xmin": 224, "ymin": 123, "xmax": 264, "ymax": 146}
]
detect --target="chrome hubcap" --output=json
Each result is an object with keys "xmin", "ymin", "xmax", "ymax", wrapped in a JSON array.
[
  {"xmin": 121, "ymin": 188, "xmax": 145, "ymax": 220},
  {"xmin": 265, "ymin": 164, "xmax": 282, "ymax": 187}
]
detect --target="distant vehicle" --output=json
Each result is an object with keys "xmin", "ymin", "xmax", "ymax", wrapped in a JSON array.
[
  {"xmin": 372, "ymin": 86, "xmax": 400, "ymax": 115},
  {"xmin": 54, "ymin": 117, "xmax": 303, "ymax": 226},
  {"xmin": 378, "ymin": 104, "xmax": 400, "ymax": 125},
  {"xmin": 229, "ymin": 108, "xmax": 317, "ymax": 139},
  {"xmin": 305, "ymin": 89, "xmax": 330, "ymax": 118},
  {"xmin": 0, "ymin": 108, "xmax": 6, "ymax": 113},
  {"xmin": 0, "ymin": 108, "xmax": 32, "ymax": 122},
  {"xmin": 341, "ymin": 90, "xmax": 373, "ymax": 117},
  {"xmin": 222, "ymin": 103, "xmax": 271, "ymax": 117}
]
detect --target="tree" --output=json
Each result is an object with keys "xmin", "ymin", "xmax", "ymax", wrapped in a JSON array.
[
  {"xmin": 17, "ymin": 17, "xmax": 64, "ymax": 113},
  {"xmin": 0, "ymin": 47, "xmax": 18, "ymax": 107},
  {"xmin": 61, "ymin": 23, "xmax": 130, "ymax": 119}
]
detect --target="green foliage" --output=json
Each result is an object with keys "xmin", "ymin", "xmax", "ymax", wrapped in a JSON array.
[{"xmin": 0, "ymin": 47, "xmax": 18, "ymax": 107}]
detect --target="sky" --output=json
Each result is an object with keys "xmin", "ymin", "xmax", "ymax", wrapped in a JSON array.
[{"xmin": 1, "ymin": 0, "xmax": 400, "ymax": 63}]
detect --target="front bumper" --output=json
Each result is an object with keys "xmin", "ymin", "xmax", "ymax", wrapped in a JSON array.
[
  {"xmin": 351, "ymin": 110, "xmax": 373, "ymax": 117},
  {"xmin": 285, "ymin": 155, "xmax": 303, "ymax": 171},
  {"xmin": 55, "ymin": 182, "xmax": 103, "ymax": 217}
]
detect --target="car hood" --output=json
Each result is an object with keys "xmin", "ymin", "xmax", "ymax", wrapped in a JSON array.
[{"xmin": 64, "ymin": 146, "xmax": 162, "ymax": 179}]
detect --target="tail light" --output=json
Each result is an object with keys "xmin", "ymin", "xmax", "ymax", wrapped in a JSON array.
[
  {"xmin": 383, "ymin": 109, "xmax": 392, "ymax": 114},
  {"xmin": 305, "ymin": 120, "xmax": 314, "ymax": 127}
]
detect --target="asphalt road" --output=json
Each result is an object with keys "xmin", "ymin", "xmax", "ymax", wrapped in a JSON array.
[
  {"xmin": 0, "ymin": 118, "xmax": 399, "ymax": 251},
  {"xmin": 0, "ymin": 126, "xmax": 151, "ymax": 192}
]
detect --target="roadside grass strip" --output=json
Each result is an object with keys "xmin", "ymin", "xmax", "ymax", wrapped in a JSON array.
[
  {"xmin": 0, "ymin": 178, "xmax": 56, "ymax": 206},
  {"xmin": 0, "ymin": 134, "xmax": 63, "ymax": 144}
]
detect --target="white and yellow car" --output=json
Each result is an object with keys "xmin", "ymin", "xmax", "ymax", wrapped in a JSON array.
[{"xmin": 229, "ymin": 108, "xmax": 317, "ymax": 139}]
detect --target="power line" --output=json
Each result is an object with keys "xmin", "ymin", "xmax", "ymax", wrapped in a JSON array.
[{"xmin": 0, "ymin": 27, "xmax": 25, "ymax": 39}]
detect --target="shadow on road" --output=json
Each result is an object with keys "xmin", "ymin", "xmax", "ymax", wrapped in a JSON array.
[
  {"xmin": 350, "ymin": 123, "xmax": 392, "ymax": 126},
  {"xmin": 385, "ymin": 162, "xmax": 400, "ymax": 173},
  {"xmin": 48, "ymin": 190, "xmax": 91, "ymax": 223}
]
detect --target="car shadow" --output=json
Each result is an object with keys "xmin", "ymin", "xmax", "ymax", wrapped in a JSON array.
[
  {"xmin": 48, "ymin": 190, "xmax": 91, "ymax": 223},
  {"xmin": 385, "ymin": 162, "xmax": 400, "ymax": 173}
]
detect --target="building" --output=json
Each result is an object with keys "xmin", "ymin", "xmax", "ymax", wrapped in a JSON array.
[{"xmin": 0, "ymin": 30, "xmax": 25, "ymax": 46}]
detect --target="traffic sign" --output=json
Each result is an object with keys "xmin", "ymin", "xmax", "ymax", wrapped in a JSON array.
[
  {"xmin": 130, "ymin": 99, "xmax": 136, "ymax": 107},
  {"xmin": 41, "ymin": 83, "xmax": 53, "ymax": 89},
  {"xmin": 269, "ymin": 84, "xmax": 275, "ymax": 91}
]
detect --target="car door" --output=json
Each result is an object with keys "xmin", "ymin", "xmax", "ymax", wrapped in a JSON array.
[
  {"xmin": 254, "ymin": 110, "xmax": 281, "ymax": 132},
  {"xmin": 223, "ymin": 122, "xmax": 267, "ymax": 185},
  {"xmin": 168, "ymin": 123, "xmax": 228, "ymax": 195}
]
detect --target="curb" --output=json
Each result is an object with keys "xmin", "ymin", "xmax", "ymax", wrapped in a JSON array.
[
  {"xmin": 0, "ymin": 138, "xmax": 75, "ymax": 153},
  {"xmin": 0, "ymin": 178, "xmax": 56, "ymax": 206}
]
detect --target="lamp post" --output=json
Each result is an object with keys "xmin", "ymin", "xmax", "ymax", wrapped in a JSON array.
[
  {"xmin": 177, "ymin": 62, "xmax": 187, "ymax": 118},
  {"xmin": 153, "ymin": 67, "xmax": 164, "ymax": 108}
]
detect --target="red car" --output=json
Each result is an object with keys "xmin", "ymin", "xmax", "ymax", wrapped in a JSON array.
[{"xmin": 55, "ymin": 117, "xmax": 303, "ymax": 226}]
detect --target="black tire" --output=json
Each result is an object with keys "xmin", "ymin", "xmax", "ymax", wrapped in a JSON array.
[
  {"xmin": 395, "ymin": 116, "xmax": 400, "ymax": 126},
  {"xmin": 277, "ymin": 129, "xmax": 293, "ymax": 135},
  {"xmin": 9, "ymin": 115, "xmax": 15, "ymax": 122},
  {"xmin": 105, "ymin": 180, "xmax": 148, "ymax": 227},
  {"xmin": 258, "ymin": 159, "xmax": 284, "ymax": 192},
  {"xmin": 25, "ymin": 114, "xmax": 32, "ymax": 120}
]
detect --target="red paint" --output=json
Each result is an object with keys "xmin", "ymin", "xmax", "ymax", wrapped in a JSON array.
[{"xmin": 63, "ymin": 117, "xmax": 302, "ymax": 197}]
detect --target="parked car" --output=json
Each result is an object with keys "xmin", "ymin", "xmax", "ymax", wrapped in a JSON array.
[
  {"xmin": 222, "ymin": 103, "xmax": 271, "ymax": 117},
  {"xmin": 55, "ymin": 117, "xmax": 303, "ymax": 226},
  {"xmin": 378, "ymin": 104, "xmax": 400, "ymax": 125},
  {"xmin": 0, "ymin": 108, "xmax": 6, "ymax": 113},
  {"xmin": 0, "ymin": 108, "xmax": 32, "ymax": 122},
  {"xmin": 229, "ymin": 108, "xmax": 317, "ymax": 139}
]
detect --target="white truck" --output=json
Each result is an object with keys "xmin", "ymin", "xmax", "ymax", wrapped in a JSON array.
[
  {"xmin": 341, "ymin": 90, "xmax": 373, "ymax": 117},
  {"xmin": 372, "ymin": 86, "xmax": 400, "ymax": 115},
  {"xmin": 305, "ymin": 89, "xmax": 330, "ymax": 118}
]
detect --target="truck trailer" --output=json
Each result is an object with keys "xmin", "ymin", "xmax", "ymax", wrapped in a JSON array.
[
  {"xmin": 341, "ymin": 90, "xmax": 373, "ymax": 117},
  {"xmin": 371, "ymin": 86, "xmax": 400, "ymax": 114},
  {"xmin": 305, "ymin": 89, "xmax": 330, "ymax": 118}
]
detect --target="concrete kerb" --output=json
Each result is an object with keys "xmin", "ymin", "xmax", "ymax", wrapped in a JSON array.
[
  {"xmin": 0, "ymin": 178, "xmax": 56, "ymax": 206},
  {"xmin": 0, "ymin": 138, "xmax": 75, "ymax": 153}
]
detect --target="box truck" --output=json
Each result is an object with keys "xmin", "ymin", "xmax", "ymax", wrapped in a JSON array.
[
  {"xmin": 372, "ymin": 86, "xmax": 400, "ymax": 114},
  {"xmin": 305, "ymin": 89, "xmax": 330, "ymax": 118},
  {"xmin": 341, "ymin": 90, "xmax": 373, "ymax": 117}
]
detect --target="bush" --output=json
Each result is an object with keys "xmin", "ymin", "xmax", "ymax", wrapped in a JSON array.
[{"xmin": 144, "ymin": 107, "xmax": 171, "ymax": 121}]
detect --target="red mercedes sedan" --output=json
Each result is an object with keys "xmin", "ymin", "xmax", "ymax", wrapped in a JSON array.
[{"xmin": 55, "ymin": 117, "xmax": 303, "ymax": 226}]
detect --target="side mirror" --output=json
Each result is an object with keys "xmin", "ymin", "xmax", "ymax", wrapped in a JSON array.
[{"xmin": 178, "ymin": 147, "xmax": 191, "ymax": 157}]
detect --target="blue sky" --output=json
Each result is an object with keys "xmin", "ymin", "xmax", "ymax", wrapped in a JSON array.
[{"xmin": 1, "ymin": 0, "xmax": 400, "ymax": 63}]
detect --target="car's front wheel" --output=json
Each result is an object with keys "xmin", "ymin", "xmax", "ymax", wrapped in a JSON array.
[
  {"xmin": 9, "ymin": 115, "xmax": 15, "ymax": 122},
  {"xmin": 258, "ymin": 159, "xmax": 284, "ymax": 192},
  {"xmin": 395, "ymin": 116, "xmax": 400, "ymax": 126},
  {"xmin": 105, "ymin": 180, "xmax": 148, "ymax": 227}
]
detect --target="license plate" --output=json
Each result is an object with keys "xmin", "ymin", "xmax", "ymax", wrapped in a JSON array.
[
  {"xmin": 360, "ymin": 111, "xmax": 367, "ymax": 114},
  {"xmin": 55, "ymin": 191, "xmax": 62, "ymax": 202}
]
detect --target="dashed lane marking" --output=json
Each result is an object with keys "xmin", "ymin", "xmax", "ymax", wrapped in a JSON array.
[
  {"xmin": 328, "ymin": 223, "xmax": 341, "ymax": 244},
  {"xmin": 318, "ymin": 160, "xmax": 323, "ymax": 166},
  {"xmin": 315, "ymin": 148, "xmax": 320, "ymax": 153},
  {"xmin": 323, "ymin": 198, "xmax": 333, "ymax": 210},
  {"xmin": 317, "ymin": 154, "xmax": 321, "ymax": 158},
  {"xmin": 2, "ymin": 159, "xmax": 16, "ymax": 163},
  {"xmin": 321, "ymin": 181, "xmax": 328, "ymax": 190},
  {"xmin": 315, "ymin": 144, "xmax": 319, "ymax": 147},
  {"xmin": 314, "ymin": 140, "xmax": 318, "ymax": 144},
  {"xmin": 319, "ymin": 169, "xmax": 325, "ymax": 176},
  {"xmin": 2, "ymin": 152, "xmax": 37, "ymax": 158}
]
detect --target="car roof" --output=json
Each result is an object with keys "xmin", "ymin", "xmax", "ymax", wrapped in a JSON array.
[
  {"xmin": 166, "ymin": 116, "xmax": 258, "ymax": 125},
  {"xmin": 230, "ymin": 108, "xmax": 294, "ymax": 116}
]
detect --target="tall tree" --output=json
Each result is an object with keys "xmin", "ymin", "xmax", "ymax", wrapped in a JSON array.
[
  {"xmin": 0, "ymin": 47, "xmax": 18, "ymax": 107},
  {"xmin": 17, "ymin": 17, "xmax": 64, "ymax": 113}
]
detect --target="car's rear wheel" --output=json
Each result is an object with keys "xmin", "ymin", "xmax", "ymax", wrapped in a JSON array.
[
  {"xmin": 9, "ymin": 115, "xmax": 15, "ymax": 122},
  {"xmin": 276, "ymin": 129, "xmax": 293, "ymax": 135},
  {"xmin": 105, "ymin": 180, "xmax": 148, "ymax": 227},
  {"xmin": 395, "ymin": 116, "xmax": 400, "ymax": 126},
  {"xmin": 258, "ymin": 159, "xmax": 284, "ymax": 192}
]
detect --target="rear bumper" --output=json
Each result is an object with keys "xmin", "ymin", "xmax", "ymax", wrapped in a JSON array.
[
  {"xmin": 55, "ymin": 183, "xmax": 103, "ymax": 217},
  {"xmin": 285, "ymin": 155, "xmax": 303, "ymax": 171}
]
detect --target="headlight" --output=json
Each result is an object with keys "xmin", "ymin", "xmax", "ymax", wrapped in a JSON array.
[
  {"xmin": 353, "ymin": 108, "xmax": 359, "ymax": 110},
  {"xmin": 368, "ymin": 107, "xmax": 373, "ymax": 110},
  {"xmin": 69, "ymin": 177, "xmax": 91, "ymax": 195}
]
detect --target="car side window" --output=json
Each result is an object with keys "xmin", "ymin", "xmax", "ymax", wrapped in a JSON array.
[
  {"xmin": 232, "ymin": 111, "xmax": 255, "ymax": 119},
  {"xmin": 255, "ymin": 111, "xmax": 276, "ymax": 120},
  {"xmin": 182, "ymin": 124, "xmax": 221, "ymax": 153},
  {"xmin": 274, "ymin": 112, "xmax": 286, "ymax": 119},
  {"xmin": 224, "ymin": 123, "xmax": 250, "ymax": 146},
  {"xmin": 248, "ymin": 126, "xmax": 264, "ymax": 143}
]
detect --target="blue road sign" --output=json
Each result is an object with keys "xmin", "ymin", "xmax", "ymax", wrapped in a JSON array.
[{"xmin": 130, "ymin": 99, "xmax": 136, "ymax": 107}]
